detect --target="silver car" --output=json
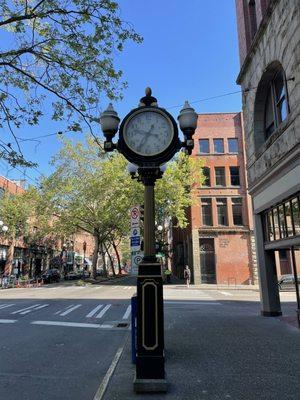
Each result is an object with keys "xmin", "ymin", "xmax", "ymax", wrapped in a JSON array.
[{"xmin": 278, "ymin": 274, "xmax": 300, "ymax": 291}]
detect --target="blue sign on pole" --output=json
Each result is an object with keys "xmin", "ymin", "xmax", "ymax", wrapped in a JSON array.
[{"xmin": 131, "ymin": 236, "xmax": 140, "ymax": 247}]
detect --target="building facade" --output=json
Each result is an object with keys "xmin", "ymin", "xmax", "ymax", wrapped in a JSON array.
[
  {"xmin": 173, "ymin": 113, "xmax": 256, "ymax": 285},
  {"xmin": 235, "ymin": 0, "xmax": 300, "ymax": 315}
]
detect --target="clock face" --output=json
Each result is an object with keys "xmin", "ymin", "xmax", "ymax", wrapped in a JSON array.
[{"xmin": 123, "ymin": 110, "xmax": 174, "ymax": 156}]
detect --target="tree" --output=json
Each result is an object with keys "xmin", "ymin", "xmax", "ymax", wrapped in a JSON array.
[
  {"xmin": 40, "ymin": 136, "xmax": 139, "ymax": 278},
  {"xmin": 0, "ymin": 0, "xmax": 142, "ymax": 165},
  {"xmin": 0, "ymin": 189, "xmax": 33, "ymax": 275}
]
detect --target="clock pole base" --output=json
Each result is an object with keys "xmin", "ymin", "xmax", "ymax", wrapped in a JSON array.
[{"xmin": 133, "ymin": 374, "xmax": 167, "ymax": 393}]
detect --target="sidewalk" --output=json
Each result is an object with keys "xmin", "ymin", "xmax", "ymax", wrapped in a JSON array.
[{"xmin": 102, "ymin": 299, "xmax": 300, "ymax": 400}]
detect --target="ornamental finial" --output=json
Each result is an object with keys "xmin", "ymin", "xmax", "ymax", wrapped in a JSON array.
[{"xmin": 145, "ymin": 87, "xmax": 152, "ymax": 96}]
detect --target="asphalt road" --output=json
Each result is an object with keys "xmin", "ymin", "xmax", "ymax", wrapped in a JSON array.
[{"xmin": 0, "ymin": 277, "xmax": 298, "ymax": 400}]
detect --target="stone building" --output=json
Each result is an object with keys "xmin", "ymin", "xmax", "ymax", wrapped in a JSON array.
[
  {"xmin": 172, "ymin": 113, "xmax": 256, "ymax": 285},
  {"xmin": 235, "ymin": 0, "xmax": 300, "ymax": 315}
]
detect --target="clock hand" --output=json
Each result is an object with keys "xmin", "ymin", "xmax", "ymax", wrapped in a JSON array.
[{"xmin": 136, "ymin": 124, "xmax": 155, "ymax": 152}]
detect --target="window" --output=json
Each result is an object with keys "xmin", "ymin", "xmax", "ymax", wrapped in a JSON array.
[
  {"xmin": 267, "ymin": 211, "xmax": 274, "ymax": 241},
  {"xmin": 217, "ymin": 198, "xmax": 228, "ymax": 226},
  {"xmin": 201, "ymin": 198, "xmax": 212, "ymax": 226},
  {"xmin": 202, "ymin": 167, "xmax": 210, "ymax": 187},
  {"xmin": 248, "ymin": 0, "xmax": 257, "ymax": 40},
  {"xmin": 272, "ymin": 208, "xmax": 280, "ymax": 240},
  {"xmin": 264, "ymin": 70, "xmax": 289, "ymax": 139},
  {"xmin": 199, "ymin": 139, "xmax": 209, "ymax": 154},
  {"xmin": 230, "ymin": 167, "xmax": 240, "ymax": 186},
  {"xmin": 278, "ymin": 204, "xmax": 287, "ymax": 238},
  {"xmin": 215, "ymin": 167, "xmax": 225, "ymax": 186},
  {"xmin": 292, "ymin": 198, "xmax": 300, "ymax": 235},
  {"xmin": 232, "ymin": 198, "xmax": 243, "ymax": 225},
  {"xmin": 284, "ymin": 201, "xmax": 293, "ymax": 237},
  {"xmin": 228, "ymin": 138, "xmax": 238, "ymax": 153},
  {"xmin": 213, "ymin": 139, "xmax": 224, "ymax": 153}
]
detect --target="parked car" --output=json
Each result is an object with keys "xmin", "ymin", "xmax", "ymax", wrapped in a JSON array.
[
  {"xmin": 42, "ymin": 269, "xmax": 60, "ymax": 284},
  {"xmin": 64, "ymin": 271, "xmax": 79, "ymax": 280},
  {"xmin": 278, "ymin": 274, "xmax": 300, "ymax": 291}
]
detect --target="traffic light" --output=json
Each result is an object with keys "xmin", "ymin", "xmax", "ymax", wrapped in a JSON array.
[{"xmin": 140, "ymin": 204, "xmax": 144, "ymax": 222}]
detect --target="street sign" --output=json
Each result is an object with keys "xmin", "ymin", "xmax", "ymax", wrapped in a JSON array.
[
  {"xmin": 131, "ymin": 227, "xmax": 140, "ymax": 237},
  {"xmin": 131, "ymin": 236, "xmax": 141, "ymax": 251},
  {"xmin": 131, "ymin": 251, "xmax": 144, "ymax": 276},
  {"xmin": 130, "ymin": 206, "xmax": 140, "ymax": 228}
]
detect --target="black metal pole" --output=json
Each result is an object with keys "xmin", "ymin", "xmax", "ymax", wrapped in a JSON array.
[
  {"xmin": 291, "ymin": 246, "xmax": 300, "ymax": 327},
  {"xmin": 134, "ymin": 168, "xmax": 166, "ymax": 393}
]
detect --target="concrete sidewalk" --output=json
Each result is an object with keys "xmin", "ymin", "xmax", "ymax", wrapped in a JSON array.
[{"xmin": 102, "ymin": 299, "xmax": 300, "ymax": 400}]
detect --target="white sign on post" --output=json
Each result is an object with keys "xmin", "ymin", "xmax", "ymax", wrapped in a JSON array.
[{"xmin": 130, "ymin": 206, "xmax": 141, "ymax": 275}]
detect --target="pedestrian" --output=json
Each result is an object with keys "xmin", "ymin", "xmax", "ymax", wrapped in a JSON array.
[
  {"xmin": 184, "ymin": 265, "xmax": 191, "ymax": 288},
  {"xmin": 164, "ymin": 268, "xmax": 171, "ymax": 283},
  {"xmin": 2, "ymin": 273, "xmax": 9, "ymax": 289}
]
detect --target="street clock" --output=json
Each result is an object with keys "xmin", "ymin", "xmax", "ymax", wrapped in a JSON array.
[{"xmin": 118, "ymin": 106, "xmax": 179, "ymax": 166}]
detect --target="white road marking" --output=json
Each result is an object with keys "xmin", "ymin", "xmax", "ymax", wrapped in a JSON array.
[
  {"xmin": 86, "ymin": 305, "xmax": 103, "ymax": 318},
  {"xmin": 164, "ymin": 301, "xmax": 221, "ymax": 305},
  {"xmin": 218, "ymin": 291, "xmax": 233, "ymax": 296},
  {"xmin": 20, "ymin": 304, "xmax": 49, "ymax": 315},
  {"xmin": 0, "ymin": 304, "xmax": 14, "ymax": 310},
  {"xmin": 0, "ymin": 319, "xmax": 17, "ymax": 324},
  {"xmin": 59, "ymin": 304, "xmax": 81, "ymax": 316},
  {"xmin": 31, "ymin": 321, "xmax": 114, "ymax": 329},
  {"xmin": 122, "ymin": 305, "xmax": 131, "ymax": 320},
  {"xmin": 96, "ymin": 304, "xmax": 111, "ymax": 319},
  {"xmin": 12, "ymin": 304, "xmax": 40, "ymax": 314},
  {"xmin": 93, "ymin": 346, "xmax": 124, "ymax": 400},
  {"xmin": 55, "ymin": 304, "xmax": 74, "ymax": 315}
]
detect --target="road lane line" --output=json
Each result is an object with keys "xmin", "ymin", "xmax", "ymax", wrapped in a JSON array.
[
  {"xmin": 55, "ymin": 304, "xmax": 74, "ymax": 315},
  {"xmin": 164, "ymin": 301, "xmax": 221, "ymax": 305},
  {"xmin": 0, "ymin": 319, "xmax": 17, "ymax": 323},
  {"xmin": 20, "ymin": 304, "xmax": 49, "ymax": 315},
  {"xmin": 11, "ymin": 304, "xmax": 40, "ymax": 314},
  {"xmin": 0, "ymin": 304, "xmax": 14, "ymax": 310},
  {"xmin": 31, "ymin": 321, "xmax": 115, "ymax": 329},
  {"xmin": 59, "ymin": 304, "xmax": 81, "ymax": 316},
  {"xmin": 96, "ymin": 304, "xmax": 111, "ymax": 318},
  {"xmin": 219, "ymin": 291, "xmax": 233, "ymax": 296},
  {"xmin": 122, "ymin": 305, "xmax": 131, "ymax": 320},
  {"xmin": 86, "ymin": 305, "xmax": 103, "ymax": 318},
  {"xmin": 93, "ymin": 346, "xmax": 125, "ymax": 400}
]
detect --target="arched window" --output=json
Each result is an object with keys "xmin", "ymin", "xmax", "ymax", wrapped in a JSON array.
[
  {"xmin": 264, "ymin": 70, "xmax": 289, "ymax": 139},
  {"xmin": 253, "ymin": 62, "xmax": 290, "ymax": 151}
]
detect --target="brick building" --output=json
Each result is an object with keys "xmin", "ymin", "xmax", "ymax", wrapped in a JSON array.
[
  {"xmin": 173, "ymin": 112, "xmax": 257, "ymax": 285},
  {"xmin": 0, "ymin": 175, "xmax": 96, "ymax": 276},
  {"xmin": 235, "ymin": 0, "xmax": 300, "ymax": 315}
]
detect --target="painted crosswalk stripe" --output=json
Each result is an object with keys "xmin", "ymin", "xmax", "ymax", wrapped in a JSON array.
[
  {"xmin": 12, "ymin": 304, "xmax": 40, "ymax": 314},
  {"xmin": 0, "ymin": 304, "xmax": 14, "ymax": 310},
  {"xmin": 0, "ymin": 319, "xmax": 17, "ymax": 324},
  {"xmin": 96, "ymin": 304, "xmax": 111, "ymax": 319},
  {"xmin": 31, "ymin": 321, "xmax": 115, "ymax": 329},
  {"xmin": 86, "ymin": 305, "xmax": 103, "ymax": 318},
  {"xmin": 218, "ymin": 291, "xmax": 233, "ymax": 296},
  {"xmin": 55, "ymin": 304, "xmax": 74, "ymax": 315},
  {"xmin": 20, "ymin": 304, "xmax": 49, "ymax": 315},
  {"xmin": 122, "ymin": 305, "xmax": 131, "ymax": 320},
  {"xmin": 59, "ymin": 304, "xmax": 81, "ymax": 316}
]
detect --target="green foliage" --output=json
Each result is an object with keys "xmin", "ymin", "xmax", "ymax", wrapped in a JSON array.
[{"xmin": 0, "ymin": 0, "xmax": 142, "ymax": 164}]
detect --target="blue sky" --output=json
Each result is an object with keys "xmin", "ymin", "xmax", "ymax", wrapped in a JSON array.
[{"xmin": 0, "ymin": 0, "xmax": 241, "ymax": 184}]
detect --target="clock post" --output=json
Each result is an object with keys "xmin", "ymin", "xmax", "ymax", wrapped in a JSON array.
[{"xmin": 100, "ymin": 88, "xmax": 198, "ymax": 393}]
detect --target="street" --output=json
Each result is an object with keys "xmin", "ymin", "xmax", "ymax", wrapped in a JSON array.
[{"xmin": 0, "ymin": 277, "xmax": 299, "ymax": 400}]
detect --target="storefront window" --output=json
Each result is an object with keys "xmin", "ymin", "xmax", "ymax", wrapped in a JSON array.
[
  {"xmin": 273, "ymin": 208, "xmax": 280, "ymax": 240},
  {"xmin": 278, "ymin": 204, "xmax": 287, "ymax": 238},
  {"xmin": 292, "ymin": 198, "xmax": 300, "ymax": 235},
  {"xmin": 284, "ymin": 201, "xmax": 293, "ymax": 237},
  {"xmin": 267, "ymin": 211, "xmax": 274, "ymax": 241}
]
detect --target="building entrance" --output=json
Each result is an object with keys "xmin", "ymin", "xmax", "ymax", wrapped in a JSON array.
[{"xmin": 199, "ymin": 238, "xmax": 216, "ymax": 284}]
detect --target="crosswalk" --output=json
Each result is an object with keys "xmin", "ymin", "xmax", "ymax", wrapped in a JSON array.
[
  {"xmin": 47, "ymin": 285, "xmax": 135, "ymax": 290},
  {"xmin": 0, "ymin": 302, "xmax": 132, "ymax": 322}
]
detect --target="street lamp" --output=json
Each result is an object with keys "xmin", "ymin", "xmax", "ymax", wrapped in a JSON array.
[
  {"xmin": 100, "ymin": 88, "xmax": 197, "ymax": 393},
  {"xmin": 0, "ymin": 221, "xmax": 8, "ymax": 233}
]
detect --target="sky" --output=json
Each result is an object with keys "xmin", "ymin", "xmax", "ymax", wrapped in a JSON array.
[{"xmin": 0, "ymin": 0, "xmax": 241, "ymax": 185}]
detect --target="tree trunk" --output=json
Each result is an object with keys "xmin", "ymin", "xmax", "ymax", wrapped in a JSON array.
[
  {"xmin": 92, "ymin": 233, "xmax": 100, "ymax": 279},
  {"xmin": 112, "ymin": 241, "xmax": 122, "ymax": 275},
  {"xmin": 4, "ymin": 239, "xmax": 15, "ymax": 276},
  {"xmin": 100, "ymin": 242, "xmax": 107, "ymax": 277},
  {"xmin": 104, "ymin": 242, "xmax": 116, "ymax": 276}
]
